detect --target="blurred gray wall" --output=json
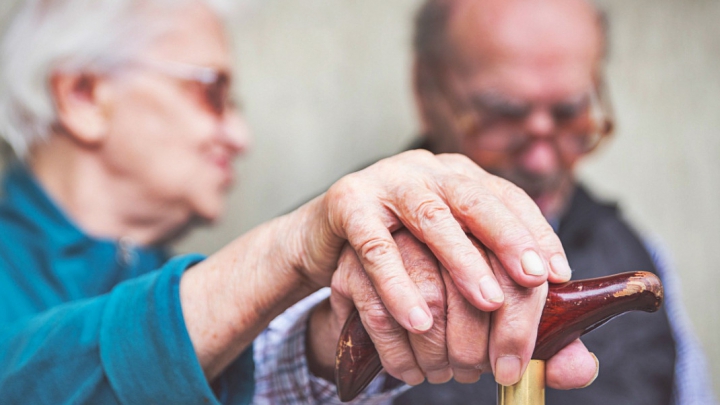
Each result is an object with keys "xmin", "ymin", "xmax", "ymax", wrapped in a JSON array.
[{"xmin": 1, "ymin": 0, "xmax": 718, "ymax": 395}]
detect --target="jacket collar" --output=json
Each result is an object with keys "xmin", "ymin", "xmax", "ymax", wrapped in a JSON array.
[
  {"xmin": 1, "ymin": 162, "xmax": 89, "ymax": 250},
  {"xmin": 0, "ymin": 162, "xmax": 168, "ymax": 261}
]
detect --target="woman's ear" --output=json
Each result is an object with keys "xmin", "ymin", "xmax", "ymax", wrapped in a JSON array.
[{"xmin": 50, "ymin": 71, "xmax": 111, "ymax": 147}]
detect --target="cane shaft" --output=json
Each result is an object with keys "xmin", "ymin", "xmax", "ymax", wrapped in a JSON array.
[{"xmin": 497, "ymin": 360, "xmax": 545, "ymax": 405}]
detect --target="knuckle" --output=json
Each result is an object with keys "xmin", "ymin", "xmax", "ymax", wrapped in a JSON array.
[
  {"xmin": 499, "ymin": 180, "xmax": 532, "ymax": 205},
  {"xmin": 454, "ymin": 248, "xmax": 486, "ymax": 273},
  {"xmin": 425, "ymin": 367, "xmax": 454, "ymax": 384},
  {"xmin": 437, "ymin": 153, "xmax": 488, "ymax": 176},
  {"xmin": 449, "ymin": 346, "xmax": 488, "ymax": 369},
  {"xmin": 419, "ymin": 360, "xmax": 452, "ymax": 376},
  {"xmin": 535, "ymin": 224, "xmax": 564, "ymax": 250},
  {"xmin": 418, "ymin": 284, "xmax": 445, "ymax": 312},
  {"xmin": 385, "ymin": 149, "xmax": 436, "ymax": 172},
  {"xmin": 411, "ymin": 342, "xmax": 450, "ymax": 370},
  {"xmin": 375, "ymin": 345, "xmax": 418, "ymax": 376},
  {"xmin": 413, "ymin": 199, "xmax": 452, "ymax": 230},
  {"xmin": 376, "ymin": 272, "xmax": 409, "ymax": 298},
  {"xmin": 358, "ymin": 302, "xmax": 402, "ymax": 334},
  {"xmin": 456, "ymin": 187, "xmax": 531, "ymax": 248},
  {"xmin": 404, "ymin": 254, "xmax": 440, "ymax": 280},
  {"xmin": 403, "ymin": 148, "xmax": 435, "ymax": 162},
  {"xmin": 453, "ymin": 186, "xmax": 495, "ymax": 217},
  {"xmin": 497, "ymin": 226, "xmax": 536, "ymax": 252},
  {"xmin": 327, "ymin": 173, "xmax": 361, "ymax": 203},
  {"xmin": 325, "ymin": 175, "xmax": 365, "ymax": 228},
  {"xmin": 452, "ymin": 368, "xmax": 482, "ymax": 384},
  {"xmin": 404, "ymin": 324, "xmax": 451, "ymax": 371},
  {"xmin": 423, "ymin": 335, "xmax": 451, "ymax": 364},
  {"xmin": 395, "ymin": 234, "xmax": 438, "ymax": 272},
  {"xmin": 503, "ymin": 280, "xmax": 547, "ymax": 307},
  {"xmin": 438, "ymin": 152, "xmax": 467, "ymax": 165},
  {"xmin": 491, "ymin": 319, "xmax": 541, "ymax": 352},
  {"xmin": 357, "ymin": 237, "xmax": 396, "ymax": 266},
  {"xmin": 381, "ymin": 358, "xmax": 415, "ymax": 378}
]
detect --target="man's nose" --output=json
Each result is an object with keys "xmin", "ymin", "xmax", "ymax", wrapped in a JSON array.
[
  {"xmin": 518, "ymin": 139, "xmax": 558, "ymax": 176},
  {"xmin": 525, "ymin": 108, "xmax": 556, "ymax": 139},
  {"xmin": 221, "ymin": 109, "xmax": 252, "ymax": 156},
  {"xmin": 516, "ymin": 108, "xmax": 559, "ymax": 175}
]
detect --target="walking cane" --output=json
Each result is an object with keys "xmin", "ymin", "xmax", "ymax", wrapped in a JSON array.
[{"xmin": 335, "ymin": 271, "xmax": 663, "ymax": 404}]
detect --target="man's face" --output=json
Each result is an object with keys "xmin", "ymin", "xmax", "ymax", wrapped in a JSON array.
[
  {"xmin": 99, "ymin": 3, "xmax": 248, "ymax": 223},
  {"xmin": 421, "ymin": 0, "xmax": 605, "ymax": 218}
]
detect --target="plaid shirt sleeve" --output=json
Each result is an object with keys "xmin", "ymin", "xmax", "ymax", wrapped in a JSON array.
[
  {"xmin": 252, "ymin": 288, "xmax": 408, "ymax": 405},
  {"xmin": 644, "ymin": 237, "xmax": 718, "ymax": 405}
]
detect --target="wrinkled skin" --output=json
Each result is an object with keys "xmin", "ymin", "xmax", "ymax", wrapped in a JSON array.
[{"xmin": 312, "ymin": 229, "xmax": 597, "ymax": 388}]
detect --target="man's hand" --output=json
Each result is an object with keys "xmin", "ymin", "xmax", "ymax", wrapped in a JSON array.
[{"xmin": 307, "ymin": 230, "xmax": 598, "ymax": 389}]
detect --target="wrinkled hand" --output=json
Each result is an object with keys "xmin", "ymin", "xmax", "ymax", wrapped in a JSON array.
[
  {"xmin": 182, "ymin": 149, "xmax": 578, "ymax": 382},
  {"xmin": 297, "ymin": 150, "xmax": 574, "ymax": 383},
  {"xmin": 321, "ymin": 230, "xmax": 597, "ymax": 389}
]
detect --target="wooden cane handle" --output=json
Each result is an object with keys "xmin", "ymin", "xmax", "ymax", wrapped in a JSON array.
[{"xmin": 335, "ymin": 271, "xmax": 663, "ymax": 402}]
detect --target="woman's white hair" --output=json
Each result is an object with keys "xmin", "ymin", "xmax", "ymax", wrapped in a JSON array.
[{"xmin": 0, "ymin": 0, "xmax": 234, "ymax": 158}]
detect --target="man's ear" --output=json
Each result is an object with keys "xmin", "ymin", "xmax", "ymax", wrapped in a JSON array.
[
  {"xmin": 50, "ymin": 71, "xmax": 111, "ymax": 147},
  {"xmin": 413, "ymin": 57, "xmax": 452, "ymax": 136},
  {"xmin": 412, "ymin": 57, "xmax": 433, "ymax": 134}
]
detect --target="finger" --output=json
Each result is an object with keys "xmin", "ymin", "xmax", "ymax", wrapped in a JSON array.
[
  {"xmin": 546, "ymin": 339, "xmax": 599, "ymax": 389},
  {"xmin": 326, "ymin": 175, "xmax": 435, "ymax": 333},
  {"xmin": 438, "ymin": 154, "xmax": 572, "ymax": 283},
  {"xmin": 440, "ymin": 174, "xmax": 549, "ymax": 288},
  {"xmin": 486, "ymin": 251, "xmax": 547, "ymax": 386},
  {"xmin": 349, "ymin": 150, "xmax": 506, "ymax": 312},
  {"xmin": 481, "ymin": 173, "xmax": 572, "ymax": 283},
  {"xmin": 396, "ymin": 231, "xmax": 453, "ymax": 384},
  {"xmin": 441, "ymin": 264, "xmax": 489, "ymax": 384},
  {"xmin": 327, "ymin": 247, "xmax": 359, "ymax": 326},
  {"xmin": 390, "ymin": 184, "xmax": 505, "ymax": 312},
  {"xmin": 330, "ymin": 243, "xmax": 424, "ymax": 385}
]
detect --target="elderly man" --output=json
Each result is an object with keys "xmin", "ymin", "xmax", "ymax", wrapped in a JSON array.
[
  {"xmin": 0, "ymin": 0, "xmax": 600, "ymax": 404},
  {"xmin": 393, "ymin": 0, "xmax": 715, "ymax": 404}
]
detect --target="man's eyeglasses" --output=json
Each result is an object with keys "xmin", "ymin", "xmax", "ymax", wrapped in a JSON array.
[
  {"xmin": 127, "ymin": 59, "xmax": 236, "ymax": 117},
  {"xmin": 440, "ymin": 73, "xmax": 614, "ymax": 156}
]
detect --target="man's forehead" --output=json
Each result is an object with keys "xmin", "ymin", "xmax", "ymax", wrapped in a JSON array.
[{"xmin": 446, "ymin": 0, "xmax": 603, "ymax": 84}]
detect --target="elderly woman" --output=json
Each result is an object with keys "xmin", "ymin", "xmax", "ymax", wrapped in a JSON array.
[{"xmin": 0, "ymin": 0, "xmax": 598, "ymax": 404}]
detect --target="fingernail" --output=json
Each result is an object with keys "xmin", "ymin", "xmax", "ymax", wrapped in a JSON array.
[
  {"xmin": 495, "ymin": 356, "xmax": 522, "ymax": 386},
  {"xmin": 409, "ymin": 306, "xmax": 433, "ymax": 332},
  {"xmin": 426, "ymin": 367, "xmax": 454, "ymax": 384},
  {"xmin": 401, "ymin": 369, "xmax": 426, "ymax": 386},
  {"xmin": 581, "ymin": 353, "xmax": 600, "ymax": 389},
  {"xmin": 521, "ymin": 250, "xmax": 546, "ymax": 276},
  {"xmin": 452, "ymin": 369, "xmax": 481, "ymax": 384},
  {"xmin": 550, "ymin": 254, "xmax": 572, "ymax": 280},
  {"xmin": 479, "ymin": 276, "xmax": 504, "ymax": 303}
]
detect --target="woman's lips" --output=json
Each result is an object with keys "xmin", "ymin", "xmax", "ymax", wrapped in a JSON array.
[{"xmin": 211, "ymin": 155, "xmax": 234, "ymax": 186}]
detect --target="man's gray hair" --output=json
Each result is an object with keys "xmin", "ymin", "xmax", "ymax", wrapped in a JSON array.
[
  {"xmin": 413, "ymin": 0, "xmax": 457, "ymax": 66},
  {"xmin": 413, "ymin": 0, "xmax": 609, "ymax": 69},
  {"xmin": 0, "ymin": 0, "xmax": 233, "ymax": 158}
]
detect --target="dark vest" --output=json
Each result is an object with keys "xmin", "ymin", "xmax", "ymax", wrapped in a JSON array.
[{"xmin": 393, "ymin": 185, "xmax": 676, "ymax": 405}]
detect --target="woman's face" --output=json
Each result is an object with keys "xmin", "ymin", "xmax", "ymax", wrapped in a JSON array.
[{"xmin": 99, "ymin": 2, "xmax": 250, "ymax": 224}]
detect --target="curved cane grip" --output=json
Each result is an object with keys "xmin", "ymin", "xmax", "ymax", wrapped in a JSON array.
[{"xmin": 335, "ymin": 271, "xmax": 663, "ymax": 402}]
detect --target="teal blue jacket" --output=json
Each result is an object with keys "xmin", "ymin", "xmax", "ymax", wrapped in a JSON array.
[{"xmin": 0, "ymin": 164, "xmax": 254, "ymax": 404}]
